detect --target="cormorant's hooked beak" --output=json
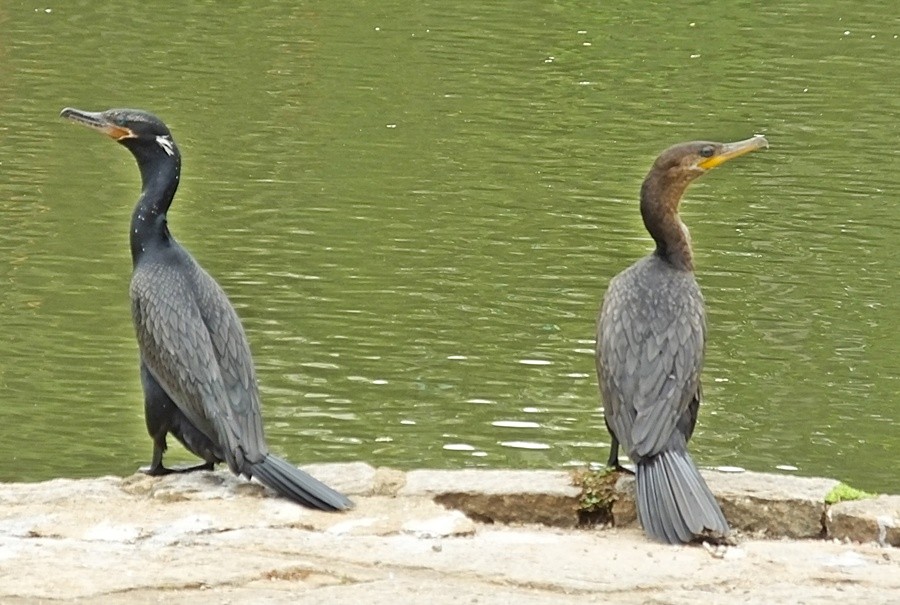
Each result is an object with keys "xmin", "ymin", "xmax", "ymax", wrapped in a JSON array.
[
  {"xmin": 698, "ymin": 135, "xmax": 768, "ymax": 170},
  {"xmin": 60, "ymin": 107, "xmax": 134, "ymax": 140}
]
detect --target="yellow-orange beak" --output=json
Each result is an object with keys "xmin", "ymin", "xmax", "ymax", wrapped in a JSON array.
[
  {"xmin": 698, "ymin": 135, "xmax": 768, "ymax": 170},
  {"xmin": 60, "ymin": 107, "xmax": 134, "ymax": 140}
]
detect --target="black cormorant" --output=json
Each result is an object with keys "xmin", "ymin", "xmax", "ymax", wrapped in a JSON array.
[
  {"xmin": 60, "ymin": 107, "xmax": 352, "ymax": 511},
  {"xmin": 596, "ymin": 135, "xmax": 767, "ymax": 543}
]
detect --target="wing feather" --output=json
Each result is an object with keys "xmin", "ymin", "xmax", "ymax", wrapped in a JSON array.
[
  {"xmin": 597, "ymin": 255, "xmax": 705, "ymax": 461},
  {"xmin": 130, "ymin": 248, "xmax": 268, "ymax": 473}
]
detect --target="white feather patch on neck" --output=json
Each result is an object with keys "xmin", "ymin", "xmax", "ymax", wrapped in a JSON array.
[{"xmin": 156, "ymin": 135, "xmax": 175, "ymax": 157}]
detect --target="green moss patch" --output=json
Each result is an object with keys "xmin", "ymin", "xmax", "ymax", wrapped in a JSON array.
[{"xmin": 825, "ymin": 483, "xmax": 876, "ymax": 505}]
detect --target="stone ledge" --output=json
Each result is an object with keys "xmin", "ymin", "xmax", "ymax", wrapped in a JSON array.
[
  {"xmin": 293, "ymin": 463, "xmax": 895, "ymax": 544},
  {"xmin": 609, "ymin": 470, "xmax": 897, "ymax": 544},
  {"xmin": 1, "ymin": 465, "xmax": 895, "ymax": 546},
  {"xmin": 400, "ymin": 469, "xmax": 582, "ymax": 527},
  {"xmin": 706, "ymin": 470, "xmax": 840, "ymax": 539},
  {"xmin": 2, "ymin": 469, "xmax": 898, "ymax": 604},
  {"xmin": 827, "ymin": 495, "xmax": 900, "ymax": 546}
]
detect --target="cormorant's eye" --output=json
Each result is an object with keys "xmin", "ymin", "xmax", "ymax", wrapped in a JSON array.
[{"xmin": 699, "ymin": 146, "xmax": 715, "ymax": 158}]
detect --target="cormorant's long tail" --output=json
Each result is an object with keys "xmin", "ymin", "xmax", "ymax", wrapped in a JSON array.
[
  {"xmin": 635, "ymin": 448, "xmax": 728, "ymax": 544},
  {"xmin": 250, "ymin": 455, "xmax": 353, "ymax": 511}
]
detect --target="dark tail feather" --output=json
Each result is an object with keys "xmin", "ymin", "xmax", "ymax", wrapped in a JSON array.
[
  {"xmin": 635, "ymin": 448, "xmax": 728, "ymax": 544},
  {"xmin": 249, "ymin": 455, "xmax": 353, "ymax": 511}
]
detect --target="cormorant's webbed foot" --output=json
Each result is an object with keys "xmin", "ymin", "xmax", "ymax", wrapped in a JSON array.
[{"xmin": 140, "ymin": 461, "xmax": 215, "ymax": 476}]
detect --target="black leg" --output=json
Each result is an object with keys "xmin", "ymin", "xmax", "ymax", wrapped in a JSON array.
[
  {"xmin": 141, "ymin": 362, "xmax": 176, "ymax": 474},
  {"xmin": 139, "ymin": 360, "xmax": 221, "ymax": 475},
  {"xmin": 605, "ymin": 434, "xmax": 634, "ymax": 474},
  {"xmin": 142, "ymin": 436, "xmax": 171, "ymax": 476},
  {"xmin": 606, "ymin": 434, "xmax": 620, "ymax": 468}
]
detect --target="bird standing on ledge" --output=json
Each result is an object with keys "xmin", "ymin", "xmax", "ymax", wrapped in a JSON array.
[
  {"xmin": 596, "ymin": 135, "xmax": 767, "ymax": 543},
  {"xmin": 60, "ymin": 107, "xmax": 352, "ymax": 512}
]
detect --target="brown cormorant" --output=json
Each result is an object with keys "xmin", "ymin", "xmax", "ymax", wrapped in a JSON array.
[
  {"xmin": 596, "ymin": 135, "xmax": 767, "ymax": 543},
  {"xmin": 60, "ymin": 107, "xmax": 352, "ymax": 511}
]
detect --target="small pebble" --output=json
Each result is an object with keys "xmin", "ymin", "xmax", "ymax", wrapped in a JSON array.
[{"xmin": 702, "ymin": 542, "xmax": 729, "ymax": 559}]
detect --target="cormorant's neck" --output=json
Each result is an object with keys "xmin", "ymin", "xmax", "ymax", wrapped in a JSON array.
[
  {"xmin": 640, "ymin": 171, "xmax": 694, "ymax": 272},
  {"xmin": 127, "ymin": 142, "xmax": 181, "ymax": 266}
]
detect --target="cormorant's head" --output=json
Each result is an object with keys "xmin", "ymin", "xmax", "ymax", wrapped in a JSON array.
[
  {"xmin": 650, "ymin": 135, "xmax": 768, "ymax": 184},
  {"xmin": 60, "ymin": 107, "xmax": 177, "ymax": 158}
]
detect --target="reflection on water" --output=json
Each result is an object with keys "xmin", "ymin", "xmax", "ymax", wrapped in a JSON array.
[{"xmin": 0, "ymin": 2, "xmax": 897, "ymax": 493}]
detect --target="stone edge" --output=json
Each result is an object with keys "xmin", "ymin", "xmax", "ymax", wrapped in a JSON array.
[{"xmin": 302, "ymin": 463, "xmax": 899, "ymax": 545}]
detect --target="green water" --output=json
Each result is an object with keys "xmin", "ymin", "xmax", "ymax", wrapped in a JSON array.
[{"xmin": 0, "ymin": 2, "xmax": 897, "ymax": 493}]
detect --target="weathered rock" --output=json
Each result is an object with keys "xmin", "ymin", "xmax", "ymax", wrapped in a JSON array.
[
  {"xmin": 1, "ymin": 467, "xmax": 898, "ymax": 604},
  {"xmin": 312, "ymin": 495, "xmax": 477, "ymax": 537},
  {"xmin": 705, "ymin": 470, "xmax": 839, "ymax": 538},
  {"xmin": 0, "ymin": 476, "xmax": 122, "ymax": 506},
  {"xmin": 401, "ymin": 469, "xmax": 582, "ymax": 526},
  {"xmin": 121, "ymin": 469, "xmax": 265, "ymax": 501},
  {"xmin": 2, "ymin": 469, "xmax": 899, "ymax": 604},
  {"xmin": 300, "ymin": 461, "xmax": 377, "ymax": 496},
  {"xmin": 611, "ymin": 474, "xmax": 638, "ymax": 526},
  {"xmin": 401, "ymin": 510, "xmax": 476, "ymax": 538},
  {"xmin": 608, "ymin": 470, "xmax": 840, "ymax": 539},
  {"xmin": 827, "ymin": 495, "xmax": 900, "ymax": 546},
  {"xmin": 119, "ymin": 462, "xmax": 375, "ymax": 503},
  {"xmin": 372, "ymin": 466, "xmax": 407, "ymax": 496}
]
